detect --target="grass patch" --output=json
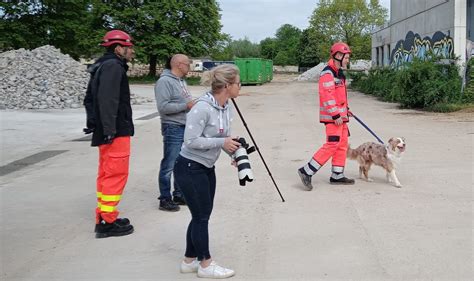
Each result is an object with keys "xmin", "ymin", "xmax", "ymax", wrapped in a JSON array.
[
  {"xmin": 129, "ymin": 75, "xmax": 201, "ymax": 86},
  {"xmin": 427, "ymin": 103, "xmax": 474, "ymax": 112},
  {"xmin": 185, "ymin": 77, "xmax": 201, "ymax": 86},
  {"xmin": 129, "ymin": 75, "xmax": 157, "ymax": 84}
]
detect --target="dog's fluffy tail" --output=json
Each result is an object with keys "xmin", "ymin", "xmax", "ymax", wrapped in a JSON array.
[{"xmin": 347, "ymin": 145, "xmax": 358, "ymax": 160}]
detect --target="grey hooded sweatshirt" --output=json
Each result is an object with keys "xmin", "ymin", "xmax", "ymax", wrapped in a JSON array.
[
  {"xmin": 180, "ymin": 92, "xmax": 234, "ymax": 168},
  {"xmin": 154, "ymin": 69, "xmax": 192, "ymax": 125}
]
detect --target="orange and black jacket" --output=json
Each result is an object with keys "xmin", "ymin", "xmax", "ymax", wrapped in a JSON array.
[{"xmin": 318, "ymin": 59, "xmax": 349, "ymax": 124}]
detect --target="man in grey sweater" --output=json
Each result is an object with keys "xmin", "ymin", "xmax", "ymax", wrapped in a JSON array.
[{"xmin": 154, "ymin": 54, "xmax": 195, "ymax": 211}]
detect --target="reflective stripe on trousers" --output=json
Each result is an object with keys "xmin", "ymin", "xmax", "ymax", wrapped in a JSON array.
[
  {"xmin": 312, "ymin": 123, "xmax": 349, "ymax": 167},
  {"xmin": 95, "ymin": 136, "xmax": 130, "ymax": 223}
]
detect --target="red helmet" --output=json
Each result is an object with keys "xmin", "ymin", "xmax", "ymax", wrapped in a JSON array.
[
  {"xmin": 101, "ymin": 30, "xmax": 133, "ymax": 47},
  {"xmin": 330, "ymin": 42, "xmax": 351, "ymax": 57}
]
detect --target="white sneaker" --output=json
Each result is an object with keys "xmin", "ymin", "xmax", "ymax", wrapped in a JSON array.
[
  {"xmin": 180, "ymin": 259, "xmax": 200, "ymax": 273},
  {"xmin": 197, "ymin": 261, "xmax": 235, "ymax": 279}
]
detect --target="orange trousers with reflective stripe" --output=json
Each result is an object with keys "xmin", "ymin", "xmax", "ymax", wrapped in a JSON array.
[
  {"xmin": 312, "ymin": 123, "xmax": 348, "ymax": 167},
  {"xmin": 95, "ymin": 136, "xmax": 130, "ymax": 224}
]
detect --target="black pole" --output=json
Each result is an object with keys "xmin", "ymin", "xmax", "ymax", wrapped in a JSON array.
[{"xmin": 231, "ymin": 98, "xmax": 285, "ymax": 202}]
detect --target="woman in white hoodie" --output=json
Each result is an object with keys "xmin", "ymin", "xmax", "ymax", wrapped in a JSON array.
[{"xmin": 174, "ymin": 64, "xmax": 241, "ymax": 279}]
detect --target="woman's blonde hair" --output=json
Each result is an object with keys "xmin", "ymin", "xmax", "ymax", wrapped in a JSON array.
[{"xmin": 201, "ymin": 64, "xmax": 240, "ymax": 93}]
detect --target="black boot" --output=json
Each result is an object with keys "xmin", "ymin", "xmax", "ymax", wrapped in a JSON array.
[
  {"xmin": 329, "ymin": 177, "xmax": 355, "ymax": 185},
  {"xmin": 94, "ymin": 217, "xmax": 130, "ymax": 232},
  {"xmin": 297, "ymin": 168, "xmax": 313, "ymax": 191},
  {"xmin": 173, "ymin": 196, "xmax": 186, "ymax": 205},
  {"xmin": 95, "ymin": 220, "xmax": 134, "ymax": 238},
  {"xmin": 159, "ymin": 198, "xmax": 180, "ymax": 212}
]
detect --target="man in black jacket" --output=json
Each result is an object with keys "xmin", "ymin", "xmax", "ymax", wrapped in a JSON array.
[{"xmin": 83, "ymin": 30, "xmax": 135, "ymax": 238}]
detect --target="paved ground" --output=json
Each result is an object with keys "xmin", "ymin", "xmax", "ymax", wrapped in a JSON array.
[{"xmin": 1, "ymin": 77, "xmax": 472, "ymax": 280}]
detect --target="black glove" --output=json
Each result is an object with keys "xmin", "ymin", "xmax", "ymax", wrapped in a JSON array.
[
  {"xmin": 83, "ymin": 127, "xmax": 94, "ymax": 134},
  {"xmin": 103, "ymin": 134, "xmax": 115, "ymax": 144},
  {"xmin": 83, "ymin": 119, "xmax": 95, "ymax": 134}
]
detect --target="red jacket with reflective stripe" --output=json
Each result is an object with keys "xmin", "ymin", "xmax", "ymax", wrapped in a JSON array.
[{"xmin": 318, "ymin": 59, "xmax": 349, "ymax": 123}]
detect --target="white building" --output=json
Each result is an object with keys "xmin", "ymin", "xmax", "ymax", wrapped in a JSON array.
[{"xmin": 372, "ymin": 0, "xmax": 472, "ymax": 68}]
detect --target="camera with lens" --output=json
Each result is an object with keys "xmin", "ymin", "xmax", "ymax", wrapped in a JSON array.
[{"xmin": 233, "ymin": 137, "xmax": 256, "ymax": 186}]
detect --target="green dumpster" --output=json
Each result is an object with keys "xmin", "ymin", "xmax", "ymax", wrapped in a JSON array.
[
  {"xmin": 235, "ymin": 58, "xmax": 266, "ymax": 85},
  {"xmin": 264, "ymin": 59, "xmax": 273, "ymax": 82}
]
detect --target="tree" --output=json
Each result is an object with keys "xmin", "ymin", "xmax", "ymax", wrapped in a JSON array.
[
  {"xmin": 259, "ymin": 24, "xmax": 302, "ymax": 66},
  {"xmin": 1, "ymin": 2, "xmax": 44, "ymax": 50},
  {"xmin": 260, "ymin": 37, "xmax": 277, "ymax": 60},
  {"xmin": 298, "ymin": 29, "xmax": 321, "ymax": 67},
  {"xmin": 307, "ymin": 0, "xmax": 387, "ymax": 60},
  {"xmin": 1, "ymin": 1, "xmax": 223, "ymax": 76},
  {"xmin": 1, "ymin": 1, "xmax": 101, "ymax": 58},
  {"xmin": 209, "ymin": 33, "xmax": 233, "ymax": 61},
  {"xmin": 274, "ymin": 24, "xmax": 301, "ymax": 65},
  {"xmin": 229, "ymin": 37, "xmax": 260, "ymax": 58},
  {"xmin": 101, "ymin": 0, "xmax": 223, "ymax": 76}
]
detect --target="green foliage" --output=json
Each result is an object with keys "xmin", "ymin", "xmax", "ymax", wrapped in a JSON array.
[
  {"xmin": 463, "ymin": 58, "xmax": 474, "ymax": 102},
  {"xmin": 229, "ymin": 37, "xmax": 261, "ymax": 58},
  {"xmin": 351, "ymin": 68, "xmax": 397, "ymax": 101},
  {"xmin": 185, "ymin": 76, "xmax": 201, "ymax": 86},
  {"xmin": 274, "ymin": 51, "xmax": 291, "ymax": 65},
  {"xmin": 259, "ymin": 24, "xmax": 302, "ymax": 66},
  {"xmin": 209, "ymin": 34, "xmax": 234, "ymax": 61},
  {"xmin": 100, "ymin": 0, "xmax": 222, "ymax": 75},
  {"xmin": 128, "ymin": 75, "xmax": 200, "ymax": 86},
  {"xmin": 298, "ymin": 29, "xmax": 321, "ymax": 67},
  {"xmin": 1, "ymin": 1, "xmax": 102, "ymax": 59},
  {"xmin": 395, "ymin": 59, "xmax": 462, "ymax": 109},
  {"xmin": 128, "ymin": 75, "xmax": 158, "ymax": 85},
  {"xmin": 1, "ymin": 2, "xmax": 44, "ymax": 50},
  {"xmin": 273, "ymin": 24, "xmax": 301, "ymax": 65},
  {"xmin": 1, "ymin": 1, "xmax": 223, "ymax": 75},
  {"xmin": 260, "ymin": 37, "xmax": 277, "ymax": 60},
  {"xmin": 308, "ymin": 0, "xmax": 387, "ymax": 60},
  {"xmin": 351, "ymin": 59, "xmax": 465, "ymax": 111}
]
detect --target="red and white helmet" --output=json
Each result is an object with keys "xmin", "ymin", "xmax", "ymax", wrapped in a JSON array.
[
  {"xmin": 101, "ymin": 30, "xmax": 133, "ymax": 47},
  {"xmin": 330, "ymin": 42, "xmax": 351, "ymax": 57}
]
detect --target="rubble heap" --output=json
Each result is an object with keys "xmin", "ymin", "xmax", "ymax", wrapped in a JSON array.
[
  {"xmin": 296, "ymin": 60, "xmax": 371, "ymax": 82},
  {"xmin": 296, "ymin": 63, "xmax": 326, "ymax": 81},
  {"xmin": 1, "ymin": 45, "xmax": 89, "ymax": 110},
  {"xmin": 0, "ymin": 45, "xmax": 151, "ymax": 110}
]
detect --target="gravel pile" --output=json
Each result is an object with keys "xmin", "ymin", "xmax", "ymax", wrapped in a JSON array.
[
  {"xmin": 350, "ymin": 60, "xmax": 371, "ymax": 71},
  {"xmin": 296, "ymin": 60, "xmax": 372, "ymax": 82},
  {"xmin": 1, "ymin": 45, "xmax": 89, "ymax": 110},
  {"xmin": 296, "ymin": 63, "xmax": 325, "ymax": 81},
  {"xmin": 0, "ymin": 45, "xmax": 151, "ymax": 110}
]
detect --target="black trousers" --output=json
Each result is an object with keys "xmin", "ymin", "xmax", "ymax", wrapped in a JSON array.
[{"xmin": 174, "ymin": 155, "xmax": 216, "ymax": 260}]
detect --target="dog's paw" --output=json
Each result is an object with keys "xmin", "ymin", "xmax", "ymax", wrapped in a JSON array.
[
  {"xmin": 395, "ymin": 183, "xmax": 402, "ymax": 188},
  {"xmin": 367, "ymin": 178, "xmax": 374, "ymax": 182}
]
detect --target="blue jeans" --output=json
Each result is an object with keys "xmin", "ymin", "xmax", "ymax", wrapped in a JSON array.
[
  {"xmin": 174, "ymin": 155, "xmax": 216, "ymax": 260},
  {"xmin": 158, "ymin": 123, "xmax": 185, "ymax": 200}
]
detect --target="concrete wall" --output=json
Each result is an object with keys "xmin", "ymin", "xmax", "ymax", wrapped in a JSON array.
[
  {"xmin": 273, "ymin": 65, "xmax": 298, "ymax": 73},
  {"xmin": 372, "ymin": 0, "xmax": 469, "ymax": 68},
  {"xmin": 371, "ymin": 23, "xmax": 391, "ymax": 67},
  {"xmin": 469, "ymin": 0, "xmax": 474, "ymax": 41}
]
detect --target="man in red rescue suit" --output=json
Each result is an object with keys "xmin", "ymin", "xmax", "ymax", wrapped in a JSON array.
[
  {"xmin": 297, "ymin": 42, "xmax": 355, "ymax": 190},
  {"xmin": 83, "ymin": 30, "xmax": 135, "ymax": 238}
]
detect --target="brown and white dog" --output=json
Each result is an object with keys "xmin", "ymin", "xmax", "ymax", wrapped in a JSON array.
[{"xmin": 347, "ymin": 137, "xmax": 406, "ymax": 187}]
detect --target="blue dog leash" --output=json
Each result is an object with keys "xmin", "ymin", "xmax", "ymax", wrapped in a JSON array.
[{"xmin": 351, "ymin": 114, "xmax": 384, "ymax": 144}]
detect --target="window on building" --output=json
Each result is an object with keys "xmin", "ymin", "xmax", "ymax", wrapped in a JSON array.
[
  {"xmin": 469, "ymin": 0, "xmax": 473, "ymax": 41},
  {"xmin": 387, "ymin": 44, "xmax": 391, "ymax": 63},
  {"xmin": 376, "ymin": 47, "xmax": 380, "ymax": 66},
  {"xmin": 381, "ymin": 47, "xmax": 384, "ymax": 67}
]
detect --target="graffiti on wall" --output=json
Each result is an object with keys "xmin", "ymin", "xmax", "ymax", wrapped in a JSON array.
[{"xmin": 390, "ymin": 31, "xmax": 454, "ymax": 68}]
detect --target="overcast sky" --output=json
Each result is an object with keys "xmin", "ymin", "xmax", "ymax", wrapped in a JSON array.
[{"xmin": 218, "ymin": 0, "xmax": 391, "ymax": 43}]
